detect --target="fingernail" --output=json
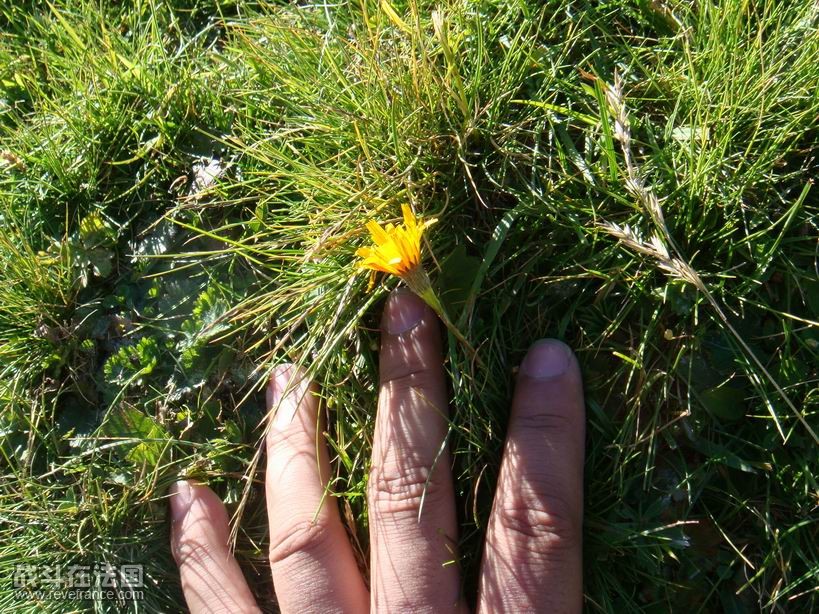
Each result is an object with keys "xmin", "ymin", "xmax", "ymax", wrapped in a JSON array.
[
  {"xmin": 266, "ymin": 364, "xmax": 292, "ymax": 410},
  {"xmin": 383, "ymin": 288, "xmax": 426, "ymax": 335},
  {"xmin": 520, "ymin": 339, "xmax": 571, "ymax": 379},
  {"xmin": 270, "ymin": 364, "xmax": 301, "ymax": 429},
  {"xmin": 170, "ymin": 480, "xmax": 193, "ymax": 522}
]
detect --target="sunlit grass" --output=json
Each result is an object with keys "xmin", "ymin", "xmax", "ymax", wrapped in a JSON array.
[{"xmin": 1, "ymin": 0, "xmax": 817, "ymax": 612}]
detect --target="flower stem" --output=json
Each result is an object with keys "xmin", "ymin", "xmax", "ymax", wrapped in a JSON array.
[{"xmin": 401, "ymin": 265, "xmax": 480, "ymax": 363}]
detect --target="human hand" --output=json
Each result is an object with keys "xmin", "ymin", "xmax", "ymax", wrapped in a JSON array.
[{"xmin": 169, "ymin": 289, "xmax": 585, "ymax": 612}]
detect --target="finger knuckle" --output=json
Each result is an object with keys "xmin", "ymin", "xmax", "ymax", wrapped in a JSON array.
[
  {"xmin": 172, "ymin": 534, "xmax": 219, "ymax": 568},
  {"xmin": 268, "ymin": 515, "xmax": 334, "ymax": 568},
  {"xmin": 513, "ymin": 408, "xmax": 575, "ymax": 437},
  {"xmin": 380, "ymin": 365, "xmax": 440, "ymax": 397},
  {"xmin": 266, "ymin": 424, "xmax": 311, "ymax": 458},
  {"xmin": 495, "ymin": 493, "xmax": 581, "ymax": 554},
  {"xmin": 370, "ymin": 461, "xmax": 444, "ymax": 515}
]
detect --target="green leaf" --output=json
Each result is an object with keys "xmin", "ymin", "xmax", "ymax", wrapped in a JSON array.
[
  {"xmin": 101, "ymin": 337, "xmax": 161, "ymax": 402},
  {"xmin": 87, "ymin": 248, "xmax": 113, "ymax": 278},
  {"xmin": 804, "ymin": 279, "xmax": 819, "ymax": 315},
  {"xmin": 436, "ymin": 244, "xmax": 481, "ymax": 318},
  {"xmin": 457, "ymin": 206, "xmax": 521, "ymax": 328},
  {"xmin": 56, "ymin": 395, "xmax": 99, "ymax": 447},
  {"xmin": 79, "ymin": 212, "xmax": 116, "ymax": 249},
  {"xmin": 104, "ymin": 406, "xmax": 168, "ymax": 467},
  {"xmin": 699, "ymin": 385, "xmax": 746, "ymax": 422},
  {"xmin": 689, "ymin": 437, "xmax": 765, "ymax": 474}
]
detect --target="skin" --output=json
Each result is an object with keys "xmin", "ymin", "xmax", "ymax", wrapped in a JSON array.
[{"xmin": 169, "ymin": 289, "xmax": 585, "ymax": 613}]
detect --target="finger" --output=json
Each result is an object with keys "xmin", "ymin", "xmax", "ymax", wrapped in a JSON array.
[
  {"xmin": 265, "ymin": 364, "xmax": 369, "ymax": 614},
  {"xmin": 368, "ymin": 289, "xmax": 462, "ymax": 611},
  {"xmin": 170, "ymin": 480, "xmax": 260, "ymax": 614},
  {"xmin": 477, "ymin": 339, "xmax": 585, "ymax": 614}
]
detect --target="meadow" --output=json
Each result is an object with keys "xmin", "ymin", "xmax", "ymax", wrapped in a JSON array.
[{"xmin": 1, "ymin": 0, "xmax": 817, "ymax": 611}]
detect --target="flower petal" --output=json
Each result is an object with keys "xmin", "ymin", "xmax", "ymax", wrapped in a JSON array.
[
  {"xmin": 402, "ymin": 204, "xmax": 416, "ymax": 233},
  {"xmin": 356, "ymin": 204, "xmax": 430, "ymax": 283},
  {"xmin": 366, "ymin": 220, "xmax": 390, "ymax": 246}
]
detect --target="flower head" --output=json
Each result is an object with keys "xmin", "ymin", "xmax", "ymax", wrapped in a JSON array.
[
  {"xmin": 355, "ymin": 205, "xmax": 477, "ymax": 359},
  {"xmin": 356, "ymin": 204, "xmax": 434, "ymax": 277},
  {"xmin": 355, "ymin": 205, "xmax": 442, "ymax": 313}
]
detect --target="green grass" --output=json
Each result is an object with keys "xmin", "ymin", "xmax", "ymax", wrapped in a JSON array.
[{"xmin": 1, "ymin": 0, "xmax": 817, "ymax": 612}]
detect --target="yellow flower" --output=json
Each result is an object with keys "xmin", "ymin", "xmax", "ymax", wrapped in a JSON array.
[
  {"xmin": 356, "ymin": 204, "xmax": 433, "ymax": 276},
  {"xmin": 356, "ymin": 205, "xmax": 478, "ymax": 360},
  {"xmin": 356, "ymin": 204, "xmax": 442, "ymax": 312}
]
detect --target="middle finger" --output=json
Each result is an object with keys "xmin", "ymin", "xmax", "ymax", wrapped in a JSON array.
[{"xmin": 368, "ymin": 289, "xmax": 462, "ymax": 611}]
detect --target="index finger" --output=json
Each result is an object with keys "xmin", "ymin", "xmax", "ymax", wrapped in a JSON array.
[{"xmin": 265, "ymin": 364, "xmax": 369, "ymax": 613}]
